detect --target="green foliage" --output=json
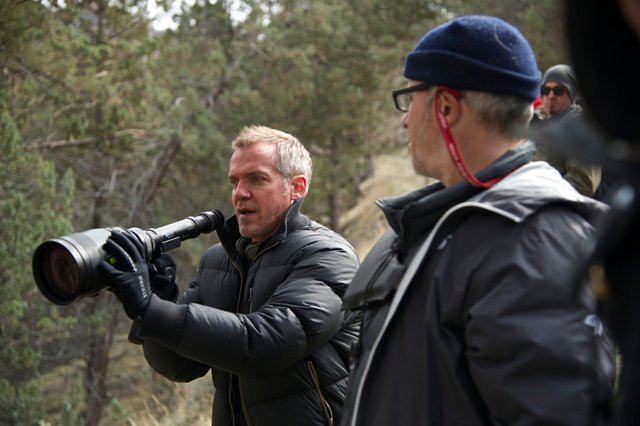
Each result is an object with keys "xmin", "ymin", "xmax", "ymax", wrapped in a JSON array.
[
  {"xmin": 0, "ymin": 379, "xmax": 45, "ymax": 425},
  {"xmin": 521, "ymin": 0, "xmax": 570, "ymax": 70},
  {"xmin": 0, "ymin": 91, "xmax": 75, "ymax": 423},
  {"xmin": 219, "ymin": 1, "xmax": 392, "ymax": 225},
  {"xmin": 1, "ymin": 0, "xmax": 574, "ymax": 423},
  {"xmin": 57, "ymin": 377, "xmax": 85, "ymax": 426},
  {"xmin": 433, "ymin": 0, "xmax": 569, "ymax": 70},
  {"xmin": 105, "ymin": 398, "xmax": 134, "ymax": 426}
]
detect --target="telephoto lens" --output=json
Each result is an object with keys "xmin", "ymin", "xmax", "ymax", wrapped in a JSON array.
[{"xmin": 33, "ymin": 210, "xmax": 224, "ymax": 305}]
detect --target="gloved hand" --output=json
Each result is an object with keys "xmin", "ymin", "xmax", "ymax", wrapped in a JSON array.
[
  {"xmin": 99, "ymin": 228, "xmax": 152, "ymax": 320},
  {"xmin": 149, "ymin": 253, "xmax": 179, "ymax": 301}
]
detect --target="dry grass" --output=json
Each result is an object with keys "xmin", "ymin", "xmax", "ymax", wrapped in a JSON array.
[
  {"xmin": 39, "ymin": 335, "xmax": 214, "ymax": 425},
  {"xmin": 103, "ymin": 339, "xmax": 214, "ymax": 426}
]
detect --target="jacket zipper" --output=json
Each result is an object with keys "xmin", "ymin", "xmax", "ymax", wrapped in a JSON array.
[
  {"xmin": 234, "ymin": 240, "xmax": 280, "ymax": 425},
  {"xmin": 239, "ymin": 381, "xmax": 253, "ymax": 426},
  {"xmin": 245, "ymin": 240, "xmax": 278, "ymax": 312},
  {"xmin": 307, "ymin": 360, "xmax": 334, "ymax": 426},
  {"xmin": 227, "ymin": 255, "xmax": 250, "ymax": 425},
  {"xmin": 228, "ymin": 381, "xmax": 236, "ymax": 426}
]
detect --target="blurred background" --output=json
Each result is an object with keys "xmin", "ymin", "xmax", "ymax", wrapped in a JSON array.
[{"xmin": 0, "ymin": 1, "xmax": 568, "ymax": 424}]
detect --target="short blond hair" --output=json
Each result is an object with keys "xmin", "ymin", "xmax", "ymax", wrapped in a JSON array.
[{"xmin": 232, "ymin": 125, "xmax": 313, "ymax": 184}]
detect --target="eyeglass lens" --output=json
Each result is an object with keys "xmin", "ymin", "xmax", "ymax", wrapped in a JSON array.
[
  {"xmin": 541, "ymin": 85, "xmax": 566, "ymax": 96},
  {"xmin": 396, "ymin": 93, "xmax": 411, "ymax": 111}
]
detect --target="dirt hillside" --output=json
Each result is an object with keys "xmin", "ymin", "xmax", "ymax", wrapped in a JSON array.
[{"xmin": 339, "ymin": 148, "xmax": 432, "ymax": 260}]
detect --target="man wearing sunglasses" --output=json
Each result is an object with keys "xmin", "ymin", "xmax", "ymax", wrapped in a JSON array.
[
  {"xmin": 540, "ymin": 64, "xmax": 579, "ymax": 119},
  {"xmin": 533, "ymin": 64, "xmax": 603, "ymax": 197},
  {"xmin": 341, "ymin": 16, "xmax": 614, "ymax": 426}
]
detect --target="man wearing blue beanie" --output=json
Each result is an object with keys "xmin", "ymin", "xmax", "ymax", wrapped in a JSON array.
[{"xmin": 341, "ymin": 15, "xmax": 614, "ymax": 426}]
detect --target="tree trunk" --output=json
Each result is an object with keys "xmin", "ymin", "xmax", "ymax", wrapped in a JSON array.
[
  {"xmin": 328, "ymin": 136, "xmax": 340, "ymax": 230},
  {"xmin": 83, "ymin": 302, "xmax": 118, "ymax": 426},
  {"xmin": 130, "ymin": 130, "xmax": 183, "ymax": 225}
]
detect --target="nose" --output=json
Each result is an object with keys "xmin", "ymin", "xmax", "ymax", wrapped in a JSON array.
[
  {"xmin": 233, "ymin": 181, "xmax": 251, "ymax": 201},
  {"xmin": 402, "ymin": 112, "xmax": 409, "ymax": 129}
]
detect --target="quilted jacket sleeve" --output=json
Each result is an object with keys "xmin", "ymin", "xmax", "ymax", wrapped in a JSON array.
[{"xmin": 139, "ymin": 233, "xmax": 358, "ymax": 380}]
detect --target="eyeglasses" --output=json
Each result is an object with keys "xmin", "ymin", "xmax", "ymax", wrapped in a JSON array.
[
  {"xmin": 540, "ymin": 85, "xmax": 567, "ymax": 97},
  {"xmin": 392, "ymin": 83, "xmax": 431, "ymax": 112}
]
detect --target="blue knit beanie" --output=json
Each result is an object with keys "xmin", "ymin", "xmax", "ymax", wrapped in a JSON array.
[{"xmin": 404, "ymin": 16, "xmax": 541, "ymax": 101}]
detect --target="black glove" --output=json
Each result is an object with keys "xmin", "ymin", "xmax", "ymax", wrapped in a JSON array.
[
  {"xmin": 99, "ymin": 228, "xmax": 152, "ymax": 320},
  {"xmin": 149, "ymin": 253, "xmax": 179, "ymax": 301}
]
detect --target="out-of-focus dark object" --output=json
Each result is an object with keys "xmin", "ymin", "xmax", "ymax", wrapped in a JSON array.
[
  {"xmin": 32, "ymin": 210, "xmax": 224, "ymax": 305},
  {"xmin": 566, "ymin": 0, "xmax": 640, "ymax": 144},
  {"xmin": 565, "ymin": 0, "xmax": 640, "ymax": 424}
]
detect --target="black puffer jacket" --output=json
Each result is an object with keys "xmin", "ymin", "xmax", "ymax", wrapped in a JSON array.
[
  {"xmin": 342, "ymin": 143, "xmax": 615, "ymax": 426},
  {"xmin": 133, "ymin": 200, "xmax": 360, "ymax": 426}
]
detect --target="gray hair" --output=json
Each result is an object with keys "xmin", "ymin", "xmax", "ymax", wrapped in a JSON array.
[
  {"xmin": 232, "ymin": 125, "xmax": 313, "ymax": 184},
  {"xmin": 462, "ymin": 91, "xmax": 534, "ymax": 138}
]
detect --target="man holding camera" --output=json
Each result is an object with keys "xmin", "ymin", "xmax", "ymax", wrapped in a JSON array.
[{"xmin": 100, "ymin": 125, "xmax": 359, "ymax": 426}]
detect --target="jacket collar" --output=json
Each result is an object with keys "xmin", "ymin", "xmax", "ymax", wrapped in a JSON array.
[
  {"xmin": 217, "ymin": 198, "xmax": 311, "ymax": 258},
  {"xmin": 547, "ymin": 104, "xmax": 582, "ymax": 123},
  {"xmin": 377, "ymin": 141, "xmax": 536, "ymax": 247},
  {"xmin": 473, "ymin": 161, "xmax": 607, "ymax": 221}
]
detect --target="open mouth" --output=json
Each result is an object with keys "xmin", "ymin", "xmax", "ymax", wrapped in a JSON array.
[{"xmin": 237, "ymin": 207, "xmax": 257, "ymax": 217}]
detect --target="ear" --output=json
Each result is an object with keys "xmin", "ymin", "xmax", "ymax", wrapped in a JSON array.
[
  {"xmin": 436, "ymin": 89, "xmax": 462, "ymax": 125},
  {"xmin": 290, "ymin": 175, "xmax": 308, "ymax": 200}
]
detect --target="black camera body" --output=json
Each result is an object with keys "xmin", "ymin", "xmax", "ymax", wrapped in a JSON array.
[{"xmin": 33, "ymin": 210, "xmax": 224, "ymax": 305}]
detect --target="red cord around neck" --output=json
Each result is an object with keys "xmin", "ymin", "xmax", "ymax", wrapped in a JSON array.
[{"xmin": 434, "ymin": 87, "xmax": 504, "ymax": 189}]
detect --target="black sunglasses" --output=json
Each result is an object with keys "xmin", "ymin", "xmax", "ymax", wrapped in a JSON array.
[
  {"xmin": 392, "ymin": 83, "xmax": 431, "ymax": 112},
  {"xmin": 541, "ymin": 85, "xmax": 567, "ymax": 96}
]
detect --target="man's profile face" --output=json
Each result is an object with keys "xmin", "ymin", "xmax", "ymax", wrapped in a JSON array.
[
  {"xmin": 402, "ymin": 81, "xmax": 440, "ymax": 177},
  {"xmin": 541, "ymin": 81, "xmax": 573, "ymax": 117},
  {"xmin": 403, "ymin": 82, "xmax": 448, "ymax": 180},
  {"xmin": 228, "ymin": 141, "xmax": 293, "ymax": 243}
]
